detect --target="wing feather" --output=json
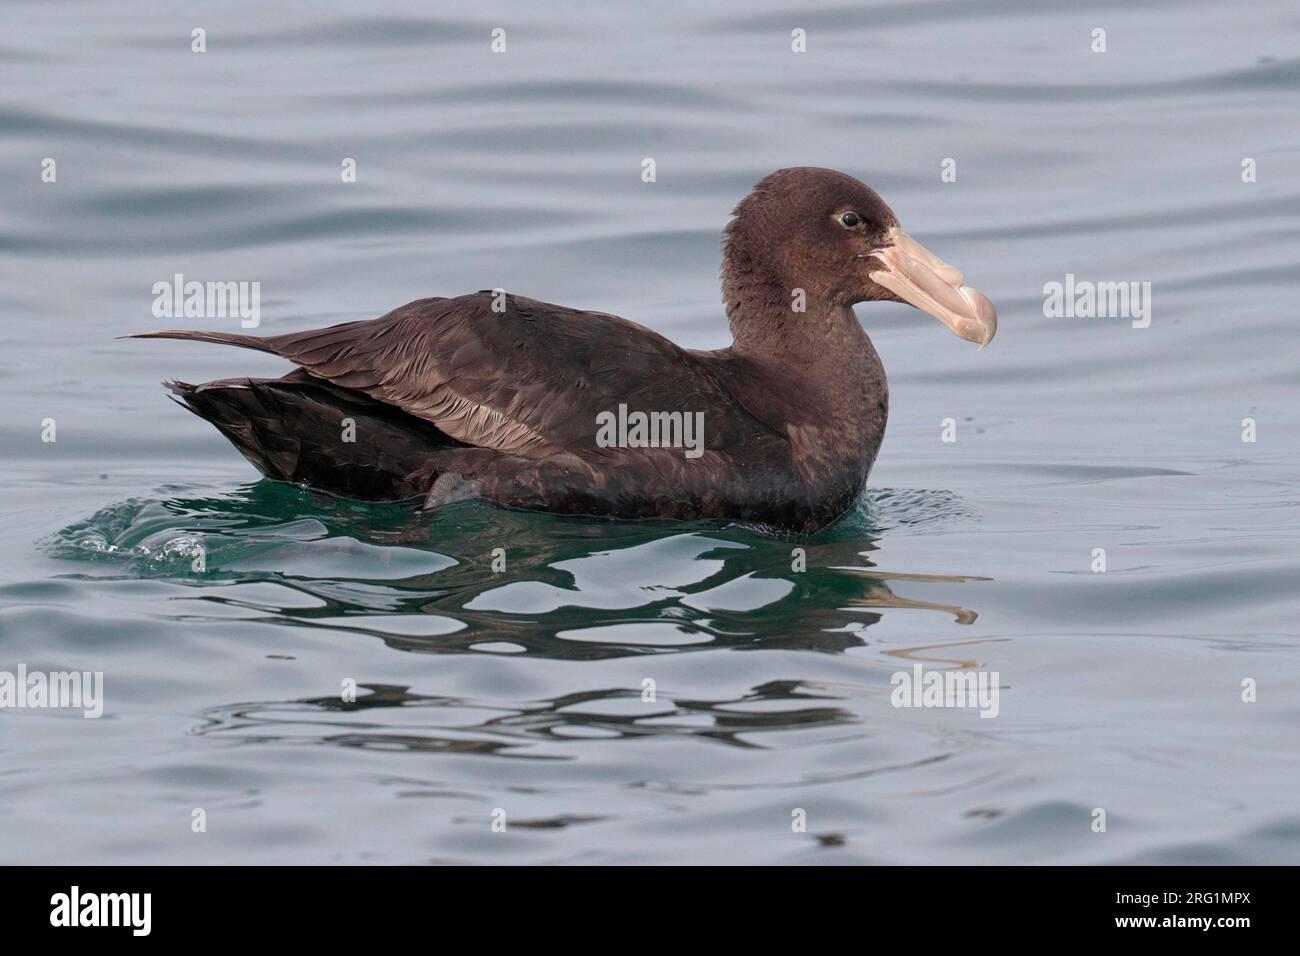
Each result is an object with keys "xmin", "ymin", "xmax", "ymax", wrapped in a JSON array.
[{"xmin": 131, "ymin": 293, "xmax": 730, "ymax": 459}]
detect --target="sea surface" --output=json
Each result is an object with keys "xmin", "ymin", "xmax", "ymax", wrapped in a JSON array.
[{"xmin": 2, "ymin": 0, "xmax": 1298, "ymax": 864}]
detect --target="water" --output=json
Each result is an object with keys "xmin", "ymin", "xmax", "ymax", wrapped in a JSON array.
[{"xmin": 2, "ymin": 0, "xmax": 1298, "ymax": 864}]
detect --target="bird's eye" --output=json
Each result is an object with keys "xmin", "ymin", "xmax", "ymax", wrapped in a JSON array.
[{"xmin": 839, "ymin": 211, "xmax": 862, "ymax": 228}]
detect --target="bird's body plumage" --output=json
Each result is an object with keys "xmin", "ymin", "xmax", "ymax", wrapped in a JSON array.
[
  {"xmin": 132, "ymin": 168, "xmax": 993, "ymax": 534},
  {"xmin": 147, "ymin": 290, "xmax": 885, "ymax": 532}
]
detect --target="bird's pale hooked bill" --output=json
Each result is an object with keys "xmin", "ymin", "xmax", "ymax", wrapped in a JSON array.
[{"xmin": 865, "ymin": 226, "xmax": 997, "ymax": 347}]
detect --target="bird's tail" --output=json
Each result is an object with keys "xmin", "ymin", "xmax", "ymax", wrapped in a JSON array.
[
  {"xmin": 165, "ymin": 376, "xmax": 463, "ymax": 501},
  {"xmin": 124, "ymin": 329, "xmax": 280, "ymax": 354}
]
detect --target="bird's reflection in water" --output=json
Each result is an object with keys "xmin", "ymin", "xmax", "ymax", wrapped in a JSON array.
[
  {"xmin": 53, "ymin": 479, "xmax": 988, "ymax": 657},
  {"xmin": 193, "ymin": 680, "xmax": 860, "ymax": 756},
  {"xmin": 58, "ymin": 480, "xmax": 990, "ymax": 759}
]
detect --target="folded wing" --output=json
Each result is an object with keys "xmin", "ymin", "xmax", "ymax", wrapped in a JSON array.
[{"xmin": 129, "ymin": 292, "xmax": 735, "ymax": 459}]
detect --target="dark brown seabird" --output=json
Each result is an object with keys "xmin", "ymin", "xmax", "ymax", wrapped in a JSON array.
[{"xmin": 130, "ymin": 168, "xmax": 996, "ymax": 534}]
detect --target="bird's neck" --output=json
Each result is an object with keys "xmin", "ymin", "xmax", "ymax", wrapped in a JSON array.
[
  {"xmin": 727, "ymin": 286, "xmax": 873, "ymax": 373},
  {"xmin": 722, "ymin": 255, "xmax": 888, "ymax": 446},
  {"xmin": 726, "ymin": 291, "xmax": 887, "ymax": 443}
]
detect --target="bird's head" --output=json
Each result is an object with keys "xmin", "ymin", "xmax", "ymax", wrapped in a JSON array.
[{"xmin": 723, "ymin": 167, "xmax": 996, "ymax": 347}]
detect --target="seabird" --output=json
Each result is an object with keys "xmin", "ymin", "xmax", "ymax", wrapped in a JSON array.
[{"xmin": 129, "ymin": 167, "xmax": 996, "ymax": 533}]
